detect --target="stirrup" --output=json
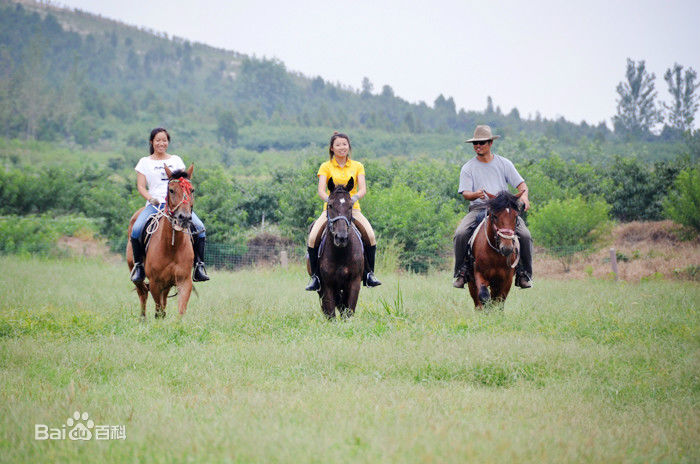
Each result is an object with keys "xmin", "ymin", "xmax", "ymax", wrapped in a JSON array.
[
  {"xmin": 193, "ymin": 262, "xmax": 210, "ymax": 282},
  {"xmin": 365, "ymin": 272, "xmax": 381, "ymax": 287},
  {"xmin": 305, "ymin": 274, "xmax": 321, "ymax": 291},
  {"xmin": 130, "ymin": 263, "xmax": 145, "ymax": 283}
]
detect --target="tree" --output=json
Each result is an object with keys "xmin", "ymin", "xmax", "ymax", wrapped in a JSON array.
[
  {"xmin": 529, "ymin": 196, "xmax": 611, "ymax": 272},
  {"xmin": 663, "ymin": 166, "xmax": 700, "ymax": 234},
  {"xmin": 613, "ymin": 59, "xmax": 662, "ymax": 137},
  {"xmin": 361, "ymin": 77, "xmax": 373, "ymax": 98},
  {"xmin": 664, "ymin": 64, "xmax": 699, "ymax": 132},
  {"xmin": 216, "ymin": 110, "xmax": 238, "ymax": 147}
]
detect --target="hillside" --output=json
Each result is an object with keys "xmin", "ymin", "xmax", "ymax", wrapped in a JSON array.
[{"xmin": 2, "ymin": 0, "xmax": 695, "ymax": 165}]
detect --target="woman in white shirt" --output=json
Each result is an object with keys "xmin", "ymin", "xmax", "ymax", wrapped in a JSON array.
[{"xmin": 129, "ymin": 128, "xmax": 209, "ymax": 283}]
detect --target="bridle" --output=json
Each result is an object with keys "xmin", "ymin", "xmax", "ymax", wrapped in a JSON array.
[
  {"xmin": 165, "ymin": 177, "xmax": 193, "ymax": 217},
  {"xmin": 485, "ymin": 207, "xmax": 517, "ymax": 255},
  {"xmin": 326, "ymin": 192, "xmax": 353, "ymax": 238}
]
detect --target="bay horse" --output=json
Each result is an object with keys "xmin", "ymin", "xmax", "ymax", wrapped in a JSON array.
[
  {"xmin": 313, "ymin": 177, "xmax": 364, "ymax": 318},
  {"xmin": 126, "ymin": 164, "xmax": 195, "ymax": 318},
  {"xmin": 468, "ymin": 190, "xmax": 524, "ymax": 310}
]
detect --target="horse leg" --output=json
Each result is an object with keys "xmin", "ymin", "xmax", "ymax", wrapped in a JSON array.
[
  {"xmin": 320, "ymin": 285, "xmax": 336, "ymax": 319},
  {"xmin": 177, "ymin": 278, "xmax": 193, "ymax": 317},
  {"xmin": 474, "ymin": 273, "xmax": 491, "ymax": 307},
  {"xmin": 467, "ymin": 281, "xmax": 481, "ymax": 310},
  {"xmin": 134, "ymin": 281, "xmax": 149, "ymax": 318},
  {"xmin": 343, "ymin": 280, "xmax": 362, "ymax": 318},
  {"xmin": 150, "ymin": 283, "xmax": 166, "ymax": 319}
]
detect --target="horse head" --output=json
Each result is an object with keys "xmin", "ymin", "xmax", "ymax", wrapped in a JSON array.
[
  {"xmin": 164, "ymin": 163, "xmax": 195, "ymax": 232},
  {"xmin": 485, "ymin": 190, "xmax": 524, "ymax": 257},
  {"xmin": 326, "ymin": 177, "xmax": 354, "ymax": 248}
]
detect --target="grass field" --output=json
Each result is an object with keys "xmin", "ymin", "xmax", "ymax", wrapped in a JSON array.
[{"xmin": 0, "ymin": 255, "xmax": 698, "ymax": 463}]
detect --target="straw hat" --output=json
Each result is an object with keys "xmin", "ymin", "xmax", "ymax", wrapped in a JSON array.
[{"xmin": 465, "ymin": 125, "xmax": 500, "ymax": 142}]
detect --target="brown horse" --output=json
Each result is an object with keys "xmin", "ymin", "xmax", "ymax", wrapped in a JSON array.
[
  {"xmin": 126, "ymin": 164, "xmax": 195, "ymax": 318},
  {"xmin": 314, "ymin": 177, "xmax": 364, "ymax": 318},
  {"xmin": 468, "ymin": 190, "xmax": 524, "ymax": 310}
]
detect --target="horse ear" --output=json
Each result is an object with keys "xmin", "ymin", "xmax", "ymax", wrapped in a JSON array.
[
  {"xmin": 186, "ymin": 164, "xmax": 194, "ymax": 179},
  {"xmin": 327, "ymin": 177, "xmax": 335, "ymax": 192},
  {"xmin": 164, "ymin": 164, "xmax": 173, "ymax": 178},
  {"xmin": 485, "ymin": 191, "xmax": 496, "ymax": 199},
  {"xmin": 346, "ymin": 177, "xmax": 354, "ymax": 192}
]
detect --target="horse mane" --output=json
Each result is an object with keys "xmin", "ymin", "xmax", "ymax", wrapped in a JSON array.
[
  {"xmin": 169, "ymin": 169, "xmax": 190, "ymax": 180},
  {"xmin": 487, "ymin": 191, "xmax": 521, "ymax": 212}
]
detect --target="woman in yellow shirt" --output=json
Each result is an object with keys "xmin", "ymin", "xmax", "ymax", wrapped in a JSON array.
[{"xmin": 305, "ymin": 132, "xmax": 381, "ymax": 291}]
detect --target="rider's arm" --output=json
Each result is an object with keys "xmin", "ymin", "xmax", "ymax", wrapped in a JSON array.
[
  {"xmin": 461, "ymin": 189, "xmax": 486, "ymax": 201},
  {"xmin": 355, "ymin": 174, "xmax": 367, "ymax": 200},
  {"xmin": 317, "ymin": 175, "xmax": 329, "ymax": 203},
  {"xmin": 516, "ymin": 182, "xmax": 530, "ymax": 211},
  {"xmin": 136, "ymin": 172, "xmax": 152, "ymax": 202}
]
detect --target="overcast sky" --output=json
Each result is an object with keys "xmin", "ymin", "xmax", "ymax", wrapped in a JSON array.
[{"xmin": 55, "ymin": 0, "xmax": 700, "ymax": 128}]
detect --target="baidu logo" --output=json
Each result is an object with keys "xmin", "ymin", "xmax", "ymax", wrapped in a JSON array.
[{"xmin": 35, "ymin": 411, "xmax": 126, "ymax": 441}]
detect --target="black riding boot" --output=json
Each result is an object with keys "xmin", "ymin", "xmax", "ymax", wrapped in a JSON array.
[
  {"xmin": 130, "ymin": 237, "xmax": 146, "ymax": 283},
  {"xmin": 305, "ymin": 246, "xmax": 321, "ymax": 291},
  {"xmin": 192, "ymin": 236, "xmax": 210, "ymax": 282},
  {"xmin": 365, "ymin": 245, "xmax": 381, "ymax": 287}
]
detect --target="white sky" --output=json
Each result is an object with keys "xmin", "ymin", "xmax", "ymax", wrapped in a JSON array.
[{"xmin": 54, "ymin": 0, "xmax": 700, "ymax": 128}]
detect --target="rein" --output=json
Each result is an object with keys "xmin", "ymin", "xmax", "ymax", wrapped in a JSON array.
[{"xmin": 150, "ymin": 177, "xmax": 195, "ymax": 246}]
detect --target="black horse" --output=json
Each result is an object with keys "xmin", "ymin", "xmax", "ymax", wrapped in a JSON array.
[{"xmin": 315, "ymin": 177, "xmax": 364, "ymax": 318}]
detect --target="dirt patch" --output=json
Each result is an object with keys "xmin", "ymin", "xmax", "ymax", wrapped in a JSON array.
[
  {"xmin": 57, "ymin": 236, "xmax": 122, "ymax": 264},
  {"xmin": 535, "ymin": 221, "xmax": 700, "ymax": 282}
]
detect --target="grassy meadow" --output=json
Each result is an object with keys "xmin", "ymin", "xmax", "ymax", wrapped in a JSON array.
[{"xmin": 0, "ymin": 255, "xmax": 698, "ymax": 463}]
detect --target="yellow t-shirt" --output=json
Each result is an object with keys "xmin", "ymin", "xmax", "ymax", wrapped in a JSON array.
[{"xmin": 317, "ymin": 157, "xmax": 365, "ymax": 210}]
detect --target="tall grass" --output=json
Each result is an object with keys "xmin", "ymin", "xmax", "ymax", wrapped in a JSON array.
[{"xmin": 0, "ymin": 255, "xmax": 698, "ymax": 463}]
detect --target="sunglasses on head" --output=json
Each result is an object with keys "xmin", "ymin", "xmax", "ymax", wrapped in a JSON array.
[{"xmin": 472, "ymin": 140, "xmax": 489, "ymax": 146}]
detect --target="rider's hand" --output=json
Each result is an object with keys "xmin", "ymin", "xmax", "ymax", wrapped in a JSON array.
[
  {"xmin": 351, "ymin": 194, "xmax": 359, "ymax": 204},
  {"xmin": 521, "ymin": 197, "xmax": 531, "ymax": 212},
  {"xmin": 148, "ymin": 197, "xmax": 160, "ymax": 206},
  {"xmin": 475, "ymin": 189, "xmax": 486, "ymax": 199}
]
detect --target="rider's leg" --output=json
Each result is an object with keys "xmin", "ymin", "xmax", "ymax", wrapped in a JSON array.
[
  {"xmin": 129, "ymin": 204, "xmax": 159, "ymax": 283},
  {"xmin": 190, "ymin": 213, "xmax": 210, "ymax": 282},
  {"xmin": 305, "ymin": 214, "xmax": 326, "ymax": 291},
  {"xmin": 453, "ymin": 210, "xmax": 481, "ymax": 288},
  {"xmin": 353, "ymin": 211, "xmax": 381, "ymax": 287},
  {"xmin": 515, "ymin": 217, "xmax": 533, "ymax": 288}
]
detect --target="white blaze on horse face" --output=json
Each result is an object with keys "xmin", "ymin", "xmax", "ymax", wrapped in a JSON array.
[
  {"xmin": 506, "ymin": 208, "xmax": 510, "ymax": 213},
  {"xmin": 340, "ymin": 199, "xmax": 346, "ymax": 204}
]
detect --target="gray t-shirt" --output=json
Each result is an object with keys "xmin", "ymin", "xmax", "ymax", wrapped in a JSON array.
[{"xmin": 458, "ymin": 154, "xmax": 524, "ymax": 210}]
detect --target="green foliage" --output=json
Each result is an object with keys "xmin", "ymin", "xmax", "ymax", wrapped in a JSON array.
[
  {"xmin": 613, "ymin": 58, "xmax": 662, "ymax": 138},
  {"xmin": 0, "ymin": 214, "xmax": 99, "ymax": 255},
  {"xmin": 529, "ymin": 196, "xmax": 612, "ymax": 271},
  {"xmin": 193, "ymin": 167, "xmax": 247, "ymax": 243},
  {"xmin": 663, "ymin": 64, "xmax": 699, "ymax": 132},
  {"xmin": 363, "ymin": 182, "xmax": 458, "ymax": 273},
  {"xmin": 663, "ymin": 166, "xmax": 700, "ymax": 233}
]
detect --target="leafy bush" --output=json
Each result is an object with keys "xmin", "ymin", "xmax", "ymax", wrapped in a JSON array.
[
  {"xmin": 363, "ymin": 182, "xmax": 458, "ymax": 273},
  {"xmin": 529, "ymin": 196, "xmax": 612, "ymax": 271},
  {"xmin": 663, "ymin": 166, "xmax": 700, "ymax": 234},
  {"xmin": 0, "ymin": 214, "xmax": 99, "ymax": 255}
]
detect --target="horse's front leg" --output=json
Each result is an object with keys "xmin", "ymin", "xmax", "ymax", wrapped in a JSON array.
[
  {"xmin": 474, "ymin": 272, "xmax": 491, "ymax": 308},
  {"xmin": 467, "ymin": 281, "xmax": 481, "ymax": 309},
  {"xmin": 342, "ymin": 278, "xmax": 362, "ymax": 317},
  {"xmin": 150, "ymin": 282, "xmax": 168, "ymax": 319},
  {"xmin": 494, "ymin": 273, "xmax": 514, "ymax": 303},
  {"xmin": 134, "ymin": 281, "xmax": 149, "ymax": 318},
  {"xmin": 320, "ymin": 285, "xmax": 336, "ymax": 319},
  {"xmin": 176, "ymin": 278, "xmax": 193, "ymax": 317}
]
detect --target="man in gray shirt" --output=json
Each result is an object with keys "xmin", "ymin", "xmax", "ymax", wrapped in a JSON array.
[{"xmin": 453, "ymin": 125, "xmax": 533, "ymax": 289}]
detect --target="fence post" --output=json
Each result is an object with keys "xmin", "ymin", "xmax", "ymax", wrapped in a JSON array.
[
  {"xmin": 609, "ymin": 248, "xmax": 618, "ymax": 280},
  {"xmin": 280, "ymin": 250, "xmax": 288, "ymax": 268}
]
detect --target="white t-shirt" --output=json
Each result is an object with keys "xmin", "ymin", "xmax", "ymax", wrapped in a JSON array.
[{"xmin": 134, "ymin": 155, "xmax": 186, "ymax": 204}]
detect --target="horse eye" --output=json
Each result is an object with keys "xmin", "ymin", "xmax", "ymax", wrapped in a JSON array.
[{"xmin": 169, "ymin": 188, "xmax": 174, "ymax": 193}]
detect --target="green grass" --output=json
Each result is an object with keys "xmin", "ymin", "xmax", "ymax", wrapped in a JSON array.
[{"xmin": 0, "ymin": 255, "xmax": 698, "ymax": 463}]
